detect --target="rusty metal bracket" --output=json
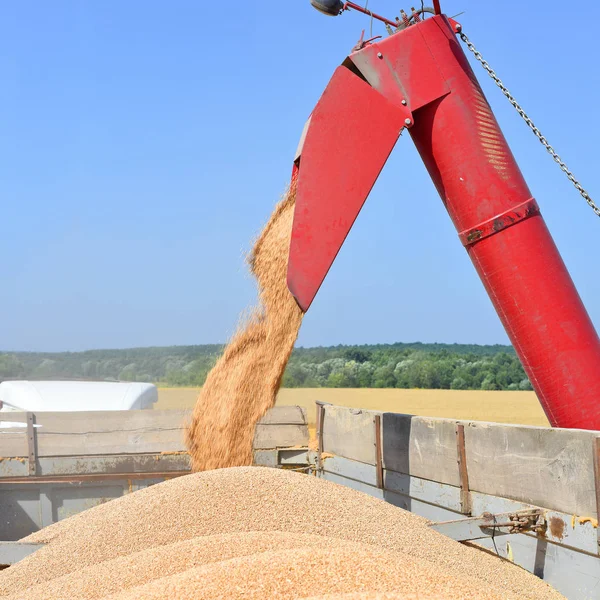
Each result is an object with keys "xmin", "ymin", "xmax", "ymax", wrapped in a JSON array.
[
  {"xmin": 480, "ymin": 509, "xmax": 545, "ymax": 535},
  {"xmin": 374, "ymin": 414, "xmax": 383, "ymax": 489},
  {"xmin": 455, "ymin": 424, "xmax": 471, "ymax": 515},
  {"xmin": 26, "ymin": 412, "xmax": 37, "ymax": 476},
  {"xmin": 430, "ymin": 509, "xmax": 545, "ymax": 542},
  {"xmin": 459, "ymin": 197, "xmax": 540, "ymax": 247},
  {"xmin": 593, "ymin": 437, "xmax": 600, "ymax": 553}
]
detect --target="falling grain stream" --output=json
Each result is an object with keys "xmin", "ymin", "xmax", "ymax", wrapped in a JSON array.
[{"xmin": 186, "ymin": 186, "xmax": 303, "ymax": 471}]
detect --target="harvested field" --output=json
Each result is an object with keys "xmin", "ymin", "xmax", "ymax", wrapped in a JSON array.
[
  {"xmin": 0, "ymin": 467, "xmax": 563, "ymax": 600},
  {"xmin": 156, "ymin": 387, "xmax": 549, "ymax": 427}
]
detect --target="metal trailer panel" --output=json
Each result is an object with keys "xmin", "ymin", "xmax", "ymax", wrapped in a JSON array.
[
  {"xmin": 321, "ymin": 441, "xmax": 599, "ymax": 554},
  {"xmin": 0, "ymin": 406, "xmax": 310, "ymax": 542},
  {"xmin": 0, "ymin": 453, "xmax": 191, "ymax": 479},
  {"xmin": 0, "ymin": 488, "xmax": 43, "ymax": 541},
  {"xmin": 318, "ymin": 404, "xmax": 600, "ymax": 517},
  {"xmin": 319, "ymin": 453, "xmax": 600, "ymax": 600},
  {"xmin": 253, "ymin": 449, "xmax": 311, "ymax": 468},
  {"xmin": 0, "ymin": 477, "xmax": 177, "ymax": 541},
  {"xmin": 0, "ymin": 406, "xmax": 308, "ymax": 459},
  {"xmin": 0, "ymin": 543, "xmax": 44, "ymax": 567},
  {"xmin": 0, "ymin": 409, "xmax": 191, "ymax": 457}
]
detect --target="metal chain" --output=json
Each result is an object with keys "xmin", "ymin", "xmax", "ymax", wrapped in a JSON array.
[{"xmin": 459, "ymin": 32, "xmax": 600, "ymax": 218}]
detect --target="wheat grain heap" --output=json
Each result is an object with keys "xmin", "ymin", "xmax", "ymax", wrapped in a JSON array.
[
  {"xmin": 186, "ymin": 186, "xmax": 304, "ymax": 471},
  {"xmin": 0, "ymin": 468, "xmax": 562, "ymax": 599}
]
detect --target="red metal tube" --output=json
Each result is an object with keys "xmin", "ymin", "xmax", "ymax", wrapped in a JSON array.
[{"xmin": 404, "ymin": 18, "xmax": 600, "ymax": 429}]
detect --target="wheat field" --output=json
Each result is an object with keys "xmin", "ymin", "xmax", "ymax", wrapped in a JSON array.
[{"xmin": 156, "ymin": 387, "xmax": 549, "ymax": 427}]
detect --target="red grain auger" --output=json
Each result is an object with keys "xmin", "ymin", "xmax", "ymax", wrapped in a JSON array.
[{"xmin": 286, "ymin": 1, "xmax": 600, "ymax": 430}]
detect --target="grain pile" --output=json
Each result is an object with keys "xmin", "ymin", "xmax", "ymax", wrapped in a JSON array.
[
  {"xmin": 304, "ymin": 596, "xmax": 446, "ymax": 600},
  {"xmin": 186, "ymin": 186, "xmax": 304, "ymax": 471},
  {"xmin": 0, "ymin": 467, "xmax": 563, "ymax": 600}
]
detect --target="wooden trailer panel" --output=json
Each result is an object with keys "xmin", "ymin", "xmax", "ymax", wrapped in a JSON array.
[
  {"xmin": 316, "ymin": 404, "xmax": 600, "ymax": 600},
  {"xmin": 0, "ymin": 406, "xmax": 309, "ymax": 544},
  {"xmin": 464, "ymin": 421, "xmax": 596, "ymax": 517},
  {"xmin": 319, "ymin": 405, "xmax": 600, "ymax": 518},
  {"xmin": 319, "ymin": 453, "xmax": 599, "ymax": 600},
  {"xmin": 0, "ymin": 410, "xmax": 190, "ymax": 458}
]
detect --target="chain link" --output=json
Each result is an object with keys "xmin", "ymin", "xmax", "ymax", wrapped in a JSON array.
[{"xmin": 459, "ymin": 32, "xmax": 600, "ymax": 219}]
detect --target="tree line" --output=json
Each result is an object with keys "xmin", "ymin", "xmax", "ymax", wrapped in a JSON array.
[
  {"xmin": 283, "ymin": 346, "xmax": 531, "ymax": 390},
  {"xmin": 0, "ymin": 342, "xmax": 532, "ymax": 391}
]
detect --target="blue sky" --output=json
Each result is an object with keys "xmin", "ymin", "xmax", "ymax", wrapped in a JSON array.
[{"xmin": 1, "ymin": 1, "xmax": 598, "ymax": 352}]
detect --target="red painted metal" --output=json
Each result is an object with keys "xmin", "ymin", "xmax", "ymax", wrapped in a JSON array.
[
  {"xmin": 288, "ymin": 65, "xmax": 409, "ymax": 311},
  {"xmin": 402, "ymin": 17, "xmax": 600, "ymax": 429},
  {"xmin": 287, "ymin": 14, "xmax": 600, "ymax": 429}
]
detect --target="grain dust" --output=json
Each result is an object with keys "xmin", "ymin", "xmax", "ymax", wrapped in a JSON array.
[{"xmin": 186, "ymin": 186, "xmax": 303, "ymax": 471}]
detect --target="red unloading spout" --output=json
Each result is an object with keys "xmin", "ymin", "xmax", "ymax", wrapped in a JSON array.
[{"xmin": 287, "ymin": 4, "xmax": 600, "ymax": 430}]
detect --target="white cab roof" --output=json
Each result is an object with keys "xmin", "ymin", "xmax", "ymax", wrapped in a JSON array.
[{"xmin": 0, "ymin": 380, "xmax": 158, "ymax": 412}]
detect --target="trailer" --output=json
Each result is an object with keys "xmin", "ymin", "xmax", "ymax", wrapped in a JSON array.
[{"xmin": 1, "ymin": 402, "xmax": 598, "ymax": 599}]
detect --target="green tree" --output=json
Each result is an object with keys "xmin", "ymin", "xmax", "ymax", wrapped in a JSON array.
[
  {"xmin": 342, "ymin": 349, "xmax": 372, "ymax": 364},
  {"xmin": 327, "ymin": 372, "xmax": 345, "ymax": 387},
  {"xmin": 481, "ymin": 374, "xmax": 499, "ymax": 391},
  {"xmin": 519, "ymin": 378, "xmax": 533, "ymax": 391},
  {"xmin": 451, "ymin": 377, "xmax": 468, "ymax": 390},
  {"xmin": 0, "ymin": 354, "xmax": 26, "ymax": 380},
  {"xmin": 372, "ymin": 364, "xmax": 396, "ymax": 388}
]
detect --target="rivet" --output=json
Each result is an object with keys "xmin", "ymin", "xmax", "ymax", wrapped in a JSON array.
[
  {"xmin": 401, "ymin": 99, "xmax": 407, "ymax": 106},
  {"xmin": 404, "ymin": 118, "xmax": 412, "ymax": 126},
  {"xmin": 377, "ymin": 52, "xmax": 383, "ymax": 59}
]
